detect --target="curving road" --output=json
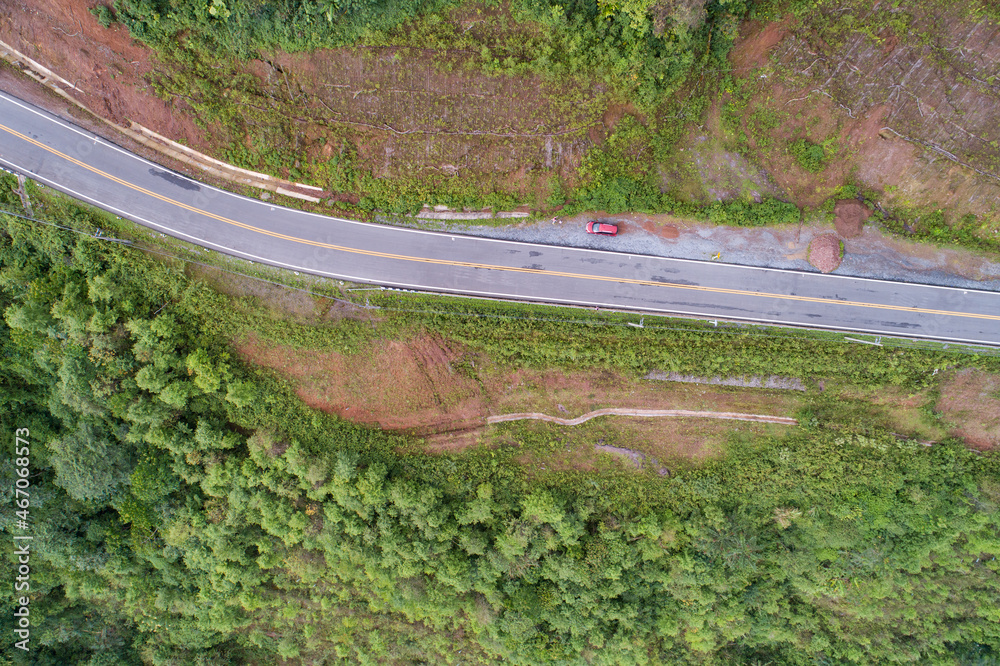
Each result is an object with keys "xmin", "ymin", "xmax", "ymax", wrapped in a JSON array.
[{"xmin": 1, "ymin": 91, "xmax": 999, "ymax": 346}]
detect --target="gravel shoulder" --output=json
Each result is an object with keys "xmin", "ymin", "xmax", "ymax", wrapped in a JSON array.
[{"xmin": 425, "ymin": 212, "xmax": 1000, "ymax": 292}]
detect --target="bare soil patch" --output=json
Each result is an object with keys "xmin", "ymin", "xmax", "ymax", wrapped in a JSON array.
[
  {"xmin": 833, "ymin": 199, "xmax": 870, "ymax": 238},
  {"xmin": 645, "ymin": 222, "xmax": 680, "ymax": 239},
  {"xmin": 0, "ymin": 0, "xmax": 204, "ymax": 147},
  {"xmin": 0, "ymin": 36, "xmax": 222, "ymax": 194},
  {"xmin": 602, "ymin": 102, "xmax": 641, "ymax": 134},
  {"xmin": 730, "ymin": 16, "xmax": 794, "ymax": 74},
  {"xmin": 234, "ymin": 331, "xmax": 490, "ymax": 435},
  {"xmin": 233, "ymin": 330, "xmax": 804, "ymax": 452},
  {"xmin": 937, "ymin": 369, "xmax": 1000, "ymax": 451},
  {"xmin": 615, "ymin": 214, "xmax": 681, "ymax": 239}
]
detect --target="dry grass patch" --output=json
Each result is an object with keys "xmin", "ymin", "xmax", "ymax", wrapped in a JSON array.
[
  {"xmin": 834, "ymin": 384, "xmax": 948, "ymax": 442},
  {"xmin": 0, "ymin": 0, "xmax": 608, "ymax": 208},
  {"xmin": 187, "ymin": 264, "xmax": 320, "ymax": 320},
  {"xmin": 937, "ymin": 369, "xmax": 1000, "ymax": 451},
  {"xmin": 420, "ymin": 428, "xmax": 485, "ymax": 454},
  {"xmin": 493, "ymin": 369, "xmax": 805, "ymax": 420},
  {"xmin": 613, "ymin": 417, "xmax": 787, "ymax": 464},
  {"xmin": 209, "ymin": 44, "xmax": 608, "ymax": 203}
]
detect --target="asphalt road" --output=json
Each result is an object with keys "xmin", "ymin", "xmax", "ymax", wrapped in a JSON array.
[{"xmin": 1, "ymin": 91, "xmax": 999, "ymax": 345}]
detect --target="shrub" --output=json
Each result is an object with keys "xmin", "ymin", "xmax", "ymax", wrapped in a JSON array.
[
  {"xmin": 90, "ymin": 4, "xmax": 115, "ymax": 28},
  {"xmin": 788, "ymin": 138, "xmax": 826, "ymax": 173},
  {"xmin": 704, "ymin": 197, "xmax": 801, "ymax": 226}
]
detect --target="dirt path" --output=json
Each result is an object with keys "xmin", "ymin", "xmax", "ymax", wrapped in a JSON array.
[{"xmin": 486, "ymin": 408, "xmax": 798, "ymax": 426}]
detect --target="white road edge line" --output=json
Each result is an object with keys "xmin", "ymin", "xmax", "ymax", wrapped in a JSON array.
[
  {"xmin": 3, "ymin": 157, "xmax": 998, "ymax": 348},
  {"xmin": 3, "ymin": 90, "xmax": 998, "ymax": 297}
]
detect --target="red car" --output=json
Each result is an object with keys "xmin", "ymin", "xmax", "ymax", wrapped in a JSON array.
[{"xmin": 586, "ymin": 221, "xmax": 618, "ymax": 236}]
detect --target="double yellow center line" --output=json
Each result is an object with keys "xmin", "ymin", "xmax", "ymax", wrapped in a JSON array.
[{"xmin": 3, "ymin": 122, "xmax": 999, "ymax": 323}]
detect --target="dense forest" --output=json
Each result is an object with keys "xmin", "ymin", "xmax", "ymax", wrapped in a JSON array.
[{"xmin": 1, "ymin": 177, "xmax": 999, "ymax": 664}]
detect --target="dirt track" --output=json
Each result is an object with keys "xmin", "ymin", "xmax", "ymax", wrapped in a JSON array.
[{"xmin": 486, "ymin": 408, "xmax": 798, "ymax": 427}]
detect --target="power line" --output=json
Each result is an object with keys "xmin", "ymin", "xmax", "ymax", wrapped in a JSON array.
[{"xmin": 0, "ymin": 204, "xmax": 128, "ymax": 241}]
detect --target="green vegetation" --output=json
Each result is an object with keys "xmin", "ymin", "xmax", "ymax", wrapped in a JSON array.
[
  {"xmin": 111, "ymin": 0, "xmax": 459, "ymax": 55},
  {"xmin": 702, "ymin": 196, "xmax": 800, "ymax": 226},
  {"xmin": 3, "ymin": 1, "xmax": 1000, "ymax": 661},
  {"xmin": 875, "ymin": 206, "xmax": 1000, "ymax": 254},
  {"xmin": 111, "ymin": 0, "xmax": 743, "ymax": 104},
  {"xmin": 788, "ymin": 138, "xmax": 827, "ymax": 173},
  {"xmin": 2, "ymin": 175, "xmax": 999, "ymax": 664},
  {"xmin": 569, "ymin": 115, "xmax": 666, "ymax": 214}
]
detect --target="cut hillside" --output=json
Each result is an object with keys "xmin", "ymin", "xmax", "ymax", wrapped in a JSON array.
[
  {"xmin": 0, "ymin": 0, "xmax": 614, "ymax": 210},
  {"xmin": 232, "ymin": 329, "xmax": 804, "ymax": 445},
  {"xmin": 0, "ymin": 0, "xmax": 203, "ymax": 148},
  {"xmin": 711, "ymin": 2, "xmax": 1000, "ymax": 232},
  {"xmin": 2, "ymin": 0, "xmax": 1000, "ymax": 252}
]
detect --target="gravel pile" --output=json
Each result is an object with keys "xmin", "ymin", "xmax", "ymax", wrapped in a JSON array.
[{"xmin": 808, "ymin": 234, "xmax": 843, "ymax": 273}]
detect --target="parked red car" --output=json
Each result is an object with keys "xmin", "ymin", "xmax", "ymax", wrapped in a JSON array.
[{"xmin": 586, "ymin": 221, "xmax": 618, "ymax": 236}]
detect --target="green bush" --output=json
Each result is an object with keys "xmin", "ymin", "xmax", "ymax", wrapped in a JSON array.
[
  {"xmin": 877, "ymin": 205, "xmax": 1000, "ymax": 253},
  {"xmin": 90, "ymin": 3, "xmax": 116, "ymax": 28},
  {"xmin": 704, "ymin": 197, "xmax": 801, "ymax": 226},
  {"xmin": 788, "ymin": 138, "xmax": 826, "ymax": 173},
  {"xmin": 575, "ymin": 176, "xmax": 664, "ymax": 214}
]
